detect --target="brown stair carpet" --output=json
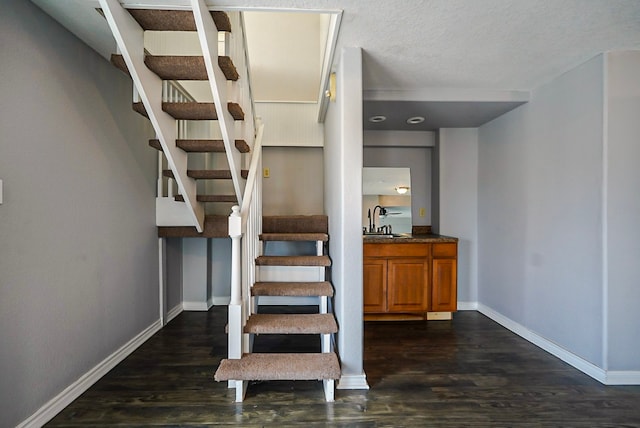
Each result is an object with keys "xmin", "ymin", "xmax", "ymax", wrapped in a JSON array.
[
  {"xmin": 158, "ymin": 215, "xmax": 227, "ymax": 238},
  {"xmin": 262, "ymin": 215, "xmax": 328, "ymax": 234},
  {"xmin": 133, "ymin": 102, "xmax": 244, "ymax": 121},
  {"xmin": 252, "ymin": 281, "xmax": 334, "ymax": 297},
  {"xmin": 255, "ymin": 255, "xmax": 331, "ymax": 267},
  {"xmin": 111, "ymin": 54, "xmax": 239, "ymax": 81},
  {"xmin": 149, "ymin": 139, "xmax": 249, "ymax": 153},
  {"xmin": 128, "ymin": 9, "xmax": 231, "ymax": 32},
  {"xmin": 214, "ymin": 353, "xmax": 340, "ymax": 381},
  {"xmin": 162, "ymin": 169, "xmax": 249, "ymax": 179},
  {"xmin": 260, "ymin": 232, "xmax": 328, "ymax": 242},
  {"xmin": 174, "ymin": 194, "xmax": 236, "ymax": 203},
  {"xmin": 245, "ymin": 314, "xmax": 337, "ymax": 335}
]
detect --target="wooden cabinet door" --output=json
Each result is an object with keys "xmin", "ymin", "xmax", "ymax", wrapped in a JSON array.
[
  {"xmin": 387, "ymin": 258, "xmax": 429, "ymax": 312},
  {"xmin": 363, "ymin": 258, "xmax": 387, "ymax": 313},
  {"xmin": 431, "ymin": 258, "xmax": 457, "ymax": 311}
]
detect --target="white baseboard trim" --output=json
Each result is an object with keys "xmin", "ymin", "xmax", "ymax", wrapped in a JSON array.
[
  {"xmin": 166, "ymin": 303, "xmax": 183, "ymax": 323},
  {"xmin": 476, "ymin": 303, "xmax": 608, "ymax": 384},
  {"xmin": 457, "ymin": 301, "xmax": 478, "ymax": 311},
  {"xmin": 18, "ymin": 319, "xmax": 163, "ymax": 428},
  {"xmin": 336, "ymin": 373, "xmax": 369, "ymax": 390},
  {"xmin": 182, "ymin": 300, "xmax": 213, "ymax": 311},
  {"xmin": 212, "ymin": 296, "xmax": 231, "ymax": 306},
  {"xmin": 605, "ymin": 371, "xmax": 640, "ymax": 385}
]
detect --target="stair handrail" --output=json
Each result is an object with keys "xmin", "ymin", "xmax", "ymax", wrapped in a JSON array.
[
  {"xmin": 215, "ymin": 7, "xmax": 261, "ymax": 372},
  {"xmin": 228, "ymin": 119, "xmax": 263, "ymax": 364}
]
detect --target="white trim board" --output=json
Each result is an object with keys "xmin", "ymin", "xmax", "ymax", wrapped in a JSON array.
[
  {"xmin": 166, "ymin": 303, "xmax": 184, "ymax": 324},
  {"xmin": 183, "ymin": 299, "xmax": 214, "ymax": 311},
  {"xmin": 457, "ymin": 301, "xmax": 478, "ymax": 311},
  {"xmin": 336, "ymin": 373, "xmax": 369, "ymax": 390},
  {"xmin": 257, "ymin": 296, "xmax": 319, "ymax": 306},
  {"xmin": 18, "ymin": 319, "xmax": 163, "ymax": 428},
  {"xmin": 476, "ymin": 303, "xmax": 640, "ymax": 385},
  {"xmin": 606, "ymin": 371, "xmax": 640, "ymax": 385},
  {"xmin": 212, "ymin": 296, "xmax": 231, "ymax": 306}
]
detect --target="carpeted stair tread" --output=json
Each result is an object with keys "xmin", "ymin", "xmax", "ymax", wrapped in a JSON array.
[
  {"xmin": 163, "ymin": 169, "xmax": 249, "ymax": 179},
  {"xmin": 252, "ymin": 282, "xmax": 333, "ymax": 297},
  {"xmin": 133, "ymin": 102, "xmax": 244, "ymax": 121},
  {"xmin": 245, "ymin": 314, "xmax": 337, "ymax": 334},
  {"xmin": 157, "ymin": 215, "xmax": 227, "ymax": 238},
  {"xmin": 110, "ymin": 54, "xmax": 129, "ymax": 75},
  {"xmin": 128, "ymin": 9, "xmax": 231, "ymax": 32},
  {"xmin": 262, "ymin": 215, "xmax": 328, "ymax": 234},
  {"xmin": 217, "ymin": 56, "xmax": 240, "ymax": 81},
  {"xmin": 175, "ymin": 194, "xmax": 236, "ymax": 203},
  {"xmin": 111, "ymin": 54, "xmax": 239, "ymax": 81},
  {"xmin": 255, "ymin": 255, "xmax": 331, "ymax": 267},
  {"xmin": 260, "ymin": 233, "xmax": 328, "ymax": 242},
  {"xmin": 149, "ymin": 139, "xmax": 250, "ymax": 153},
  {"xmin": 214, "ymin": 353, "xmax": 340, "ymax": 381}
]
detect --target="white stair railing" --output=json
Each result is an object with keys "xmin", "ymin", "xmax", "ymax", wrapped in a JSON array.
[
  {"xmin": 228, "ymin": 120, "xmax": 263, "ymax": 402},
  {"xmin": 157, "ymin": 81, "xmax": 195, "ymax": 200}
]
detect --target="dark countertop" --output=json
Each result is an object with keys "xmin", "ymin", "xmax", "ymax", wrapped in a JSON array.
[{"xmin": 363, "ymin": 233, "xmax": 458, "ymax": 244}]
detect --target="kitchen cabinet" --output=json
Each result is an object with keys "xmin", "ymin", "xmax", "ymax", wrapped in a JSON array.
[
  {"xmin": 431, "ymin": 243, "xmax": 457, "ymax": 312},
  {"xmin": 363, "ymin": 240, "xmax": 457, "ymax": 320}
]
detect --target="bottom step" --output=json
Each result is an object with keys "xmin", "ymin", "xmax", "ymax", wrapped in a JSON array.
[{"xmin": 214, "ymin": 353, "xmax": 340, "ymax": 381}]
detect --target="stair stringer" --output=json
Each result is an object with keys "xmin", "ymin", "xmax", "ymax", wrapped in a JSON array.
[
  {"xmin": 99, "ymin": 0, "xmax": 204, "ymax": 232},
  {"xmin": 191, "ymin": 0, "xmax": 244, "ymax": 207}
]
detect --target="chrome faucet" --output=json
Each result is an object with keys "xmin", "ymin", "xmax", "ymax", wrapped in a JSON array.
[{"xmin": 371, "ymin": 205, "xmax": 387, "ymax": 233}]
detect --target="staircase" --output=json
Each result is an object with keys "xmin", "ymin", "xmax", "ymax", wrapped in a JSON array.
[
  {"xmin": 99, "ymin": 0, "xmax": 339, "ymax": 402},
  {"xmin": 215, "ymin": 215, "xmax": 340, "ymax": 401}
]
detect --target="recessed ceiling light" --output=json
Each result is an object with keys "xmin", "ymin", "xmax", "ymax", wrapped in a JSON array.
[
  {"xmin": 368, "ymin": 115, "xmax": 387, "ymax": 123},
  {"xmin": 406, "ymin": 116, "xmax": 425, "ymax": 124}
]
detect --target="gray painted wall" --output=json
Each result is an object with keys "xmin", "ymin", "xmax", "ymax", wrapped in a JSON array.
[
  {"xmin": 165, "ymin": 238, "xmax": 183, "ymax": 313},
  {"xmin": 210, "ymin": 238, "xmax": 232, "ymax": 303},
  {"xmin": 605, "ymin": 51, "xmax": 640, "ymax": 371},
  {"xmin": 182, "ymin": 238, "xmax": 209, "ymax": 307},
  {"xmin": 0, "ymin": 1, "xmax": 158, "ymax": 426},
  {"xmin": 438, "ymin": 128, "xmax": 479, "ymax": 304},
  {"xmin": 262, "ymin": 146, "xmax": 324, "ymax": 215},
  {"xmin": 478, "ymin": 54, "xmax": 605, "ymax": 367}
]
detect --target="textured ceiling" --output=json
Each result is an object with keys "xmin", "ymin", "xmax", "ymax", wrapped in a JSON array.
[
  {"xmin": 200, "ymin": 0, "xmax": 640, "ymax": 92},
  {"xmin": 33, "ymin": 0, "xmax": 640, "ymax": 129}
]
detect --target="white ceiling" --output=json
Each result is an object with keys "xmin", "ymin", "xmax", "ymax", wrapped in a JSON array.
[{"xmin": 32, "ymin": 0, "xmax": 640, "ymax": 129}]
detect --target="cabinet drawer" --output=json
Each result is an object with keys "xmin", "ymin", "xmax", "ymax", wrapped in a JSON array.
[
  {"xmin": 432, "ymin": 243, "xmax": 457, "ymax": 257},
  {"xmin": 364, "ymin": 243, "xmax": 429, "ymax": 258}
]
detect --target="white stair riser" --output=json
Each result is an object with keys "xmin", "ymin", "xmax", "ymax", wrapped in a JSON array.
[{"xmin": 257, "ymin": 265, "xmax": 325, "ymax": 282}]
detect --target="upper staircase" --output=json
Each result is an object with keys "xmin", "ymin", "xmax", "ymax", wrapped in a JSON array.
[{"xmin": 99, "ymin": 0, "xmax": 339, "ymax": 402}]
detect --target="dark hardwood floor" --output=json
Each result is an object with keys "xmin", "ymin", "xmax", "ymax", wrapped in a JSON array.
[{"xmin": 46, "ymin": 307, "xmax": 640, "ymax": 427}]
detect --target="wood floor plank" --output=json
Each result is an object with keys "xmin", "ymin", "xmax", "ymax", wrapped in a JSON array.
[{"xmin": 45, "ymin": 308, "xmax": 640, "ymax": 426}]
